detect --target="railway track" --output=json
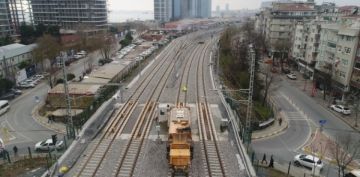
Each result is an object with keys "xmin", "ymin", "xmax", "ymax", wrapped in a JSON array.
[
  {"xmin": 72, "ymin": 37, "xmax": 192, "ymax": 177},
  {"xmin": 195, "ymin": 38, "xmax": 227, "ymax": 177}
]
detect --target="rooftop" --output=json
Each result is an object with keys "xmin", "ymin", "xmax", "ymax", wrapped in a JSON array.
[
  {"xmin": 49, "ymin": 83, "xmax": 101, "ymax": 95},
  {"xmin": 0, "ymin": 43, "xmax": 37, "ymax": 60},
  {"xmin": 273, "ymin": 3, "xmax": 315, "ymax": 12}
]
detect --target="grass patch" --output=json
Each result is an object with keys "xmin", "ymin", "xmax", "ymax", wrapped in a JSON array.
[
  {"xmin": 0, "ymin": 157, "xmax": 47, "ymax": 177},
  {"xmin": 254, "ymin": 101, "xmax": 273, "ymax": 121}
]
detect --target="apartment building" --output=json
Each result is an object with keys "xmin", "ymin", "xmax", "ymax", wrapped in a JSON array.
[
  {"xmin": 314, "ymin": 17, "xmax": 360, "ymax": 99},
  {"xmin": 255, "ymin": 1, "xmax": 317, "ymax": 51},
  {"xmin": 30, "ymin": 0, "xmax": 108, "ymax": 30},
  {"xmin": 292, "ymin": 19, "xmax": 323, "ymax": 79},
  {"xmin": 350, "ymin": 40, "xmax": 360, "ymax": 94}
]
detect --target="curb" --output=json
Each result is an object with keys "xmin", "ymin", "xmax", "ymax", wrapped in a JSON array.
[
  {"xmin": 31, "ymin": 104, "xmax": 66, "ymax": 134},
  {"xmin": 252, "ymin": 120, "xmax": 288, "ymax": 140}
]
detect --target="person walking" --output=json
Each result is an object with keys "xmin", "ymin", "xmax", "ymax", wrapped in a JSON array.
[
  {"xmin": 279, "ymin": 117, "xmax": 283, "ymax": 126},
  {"xmin": 13, "ymin": 146, "xmax": 18, "ymax": 157},
  {"xmin": 268, "ymin": 155, "xmax": 274, "ymax": 168},
  {"xmin": 261, "ymin": 153, "xmax": 267, "ymax": 164}
]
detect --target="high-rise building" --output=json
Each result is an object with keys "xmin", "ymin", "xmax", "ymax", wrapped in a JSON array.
[
  {"xmin": 154, "ymin": 0, "xmax": 172, "ymax": 22},
  {"xmin": 166, "ymin": 0, "xmax": 211, "ymax": 20},
  {"xmin": 0, "ymin": 0, "xmax": 26, "ymax": 37},
  {"xmin": 30, "ymin": 0, "xmax": 108, "ymax": 30},
  {"xmin": 216, "ymin": 5, "xmax": 220, "ymax": 13},
  {"xmin": 225, "ymin": 3, "xmax": 229, "ymax": 11}
]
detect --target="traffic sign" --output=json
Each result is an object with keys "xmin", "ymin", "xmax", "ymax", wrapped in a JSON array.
[{"xmin": 319, "ymin": 120, "xmax": 327, "ymax": 126}]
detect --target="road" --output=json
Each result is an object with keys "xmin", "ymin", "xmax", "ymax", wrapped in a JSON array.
[
  {"xmin": 252, "ymin": 75, "xmax": 360, "ymax": 176},
  {"xmin": 0, "ymin": 45, "xmax": 117, "ymax": 156}
]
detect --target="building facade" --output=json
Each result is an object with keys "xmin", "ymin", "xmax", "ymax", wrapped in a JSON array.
[
  {"xmin": 0, "ymin": 0, "xmax": 26, "ymax": 37},
  {"xmin": 154, "ymin": 0, "xmax": 172, "ymax": 22},
  {"xmin": 0, "ymin": 43, "xmax": 36, "ymax": 82},
  {"xmin": 314, "ymin": 18, "xmax": 360, "ymax": 99},
  {"xmin": 292, "ymin": 19, "xmax": 323, "ymax": 79},
  {"xmin": 30, "ymin": 0, "xmax": 108, "ymax": 30}
]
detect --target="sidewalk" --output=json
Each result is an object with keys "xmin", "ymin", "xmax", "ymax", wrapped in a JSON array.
[
  {"xmin": 32, "ymin": 103, "xmax": 66, "ymax": 134},
  {"xmin": 252, "ymin": 111, "xmax": 288, "ymax": 140},
  {"xmin": 284, "ymin": 70, "xmax": 360, "ymax": 132}
]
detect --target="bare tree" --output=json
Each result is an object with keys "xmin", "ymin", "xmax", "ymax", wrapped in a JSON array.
[
  {"xmin": 262, "ymin": 63, "xmax": 274, "ymax": 106},
  {"xmin": 97, "ymin": 34, "xmax": 115, "ymax": 60},
  {"xmin": 33, "ymin": 34, "xmax": 62, "ymax": 88},
  {"xmin": 322, "ymin": 62, "xmax": 333, "ymax": 101},
  {"xmin": 274, "ymin": 40, "xmax": 291, "ymax": 72},
  {"xmin": 330, "ymin": 133, "xmax": 360, "ymax": 177}
]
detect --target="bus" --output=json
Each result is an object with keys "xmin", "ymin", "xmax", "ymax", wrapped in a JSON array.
[{"xmin": 0, "ymin": 100, "xmax": 10, "ymax": 115}]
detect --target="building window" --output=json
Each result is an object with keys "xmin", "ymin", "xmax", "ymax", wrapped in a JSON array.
[
  {"xmin": 339, "ymin": 71, "xmax": 346, "ymax": 78},
  {"xmin": 342, "ymin": 59, "xmax": 348, "ymax": 66},
  {"xmin": 344, "ymin": 47, "xmax": 351, "ymax": 54},
  {"xmin": 337, "ymin": 46, "xmax": 342, "ymax": 53}
]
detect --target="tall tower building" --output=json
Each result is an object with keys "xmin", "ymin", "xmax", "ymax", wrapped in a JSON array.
[
  {"xmin": 30, "ymin": 0, "xmax": 108, "ymax": 30},
  {"xmin": 154, "ymin": 0, "xmax": 172, "ymax": 22},
  {"xmin": 0, "ymin": 0, "xmax": 26, "ymax": 37}
]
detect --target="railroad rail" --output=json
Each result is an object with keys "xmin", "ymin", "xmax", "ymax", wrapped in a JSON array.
[
  {"xmin": 196, "ymin": 38, "xmax": 227, "ymax": 177},
  {"xmin": 72, "ymin": 37, "xmax": 191, "ymax": 177}
]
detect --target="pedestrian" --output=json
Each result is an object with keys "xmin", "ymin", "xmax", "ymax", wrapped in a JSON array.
[
  {"xmin": 268, "ymin": 155, "xmax": 274, "ymax": 168},
  {"xmin": 261, "ymin": 153, "xmax": 267, "ymax": 164},
  {"xmin": 47, "ymin": 115, "xmax": 51, "ymax": 123},
  {"xmin": 13, "ymin": 146, "xmax": 18, "ymax": 157},
  {"xmin": 279, "ymin": 117, "xmax": 283, "ymax": 126}
]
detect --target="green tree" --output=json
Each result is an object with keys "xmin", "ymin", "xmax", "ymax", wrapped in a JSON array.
[
  {"xmin": 20, "ymin": 24, "xmax": 36, "ymax": 44},
  {"xmin": 0, "ymin": 78, "xmax": 14, "ymax": 95}
]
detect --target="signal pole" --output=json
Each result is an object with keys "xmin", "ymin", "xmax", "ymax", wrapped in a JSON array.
[
  {"xmin": 61, "ymin": 52, "xmax": 75, "ymax": 139},
  {"xmin": 245, "ymin": 45, "xmax": 256, "ymax": 149}
]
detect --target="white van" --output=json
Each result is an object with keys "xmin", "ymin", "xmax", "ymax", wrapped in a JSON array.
[{"xmin": 0, "ymin": 100, "xmax": 10, "ymax": 115}]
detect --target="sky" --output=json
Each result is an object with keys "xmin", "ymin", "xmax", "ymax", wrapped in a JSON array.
[{"xmin": 109, "ymin": 0, "xmax": 360, "ymax": 11}]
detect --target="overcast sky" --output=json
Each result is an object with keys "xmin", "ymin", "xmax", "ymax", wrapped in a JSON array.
[{"xmin": 109, "ymin": 0, "xmax": 360, "ymax": 11}]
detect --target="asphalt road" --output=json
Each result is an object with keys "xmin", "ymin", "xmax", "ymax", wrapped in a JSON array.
[
  {"xmin": 252, "ymin": 75, "xmax": 360, "ymax": 177},
  {"xmin": 0, "ymin": 45, "xmax": 118, "ymax": 156},
  {"xmin": 0, "ymin": 82, "xmax": 56, "ymax": 155}
]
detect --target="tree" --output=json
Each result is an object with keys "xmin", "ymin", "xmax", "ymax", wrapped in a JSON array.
[
  {"xmin": 0, "ymin": 78, "xmax": 14, "ymax": 95},
  {"xmin": 330, "ymin": 133, "xmax": 360, "ymax": 177},
  {"xmin": 262, "ymin": 64, "xmax": 274, "ymax": 106},
  {"xmin": 322, "ymin": 62, "xmax": 333, "ymax": 101},
  {"xmin": 98, "ymin": 34, "xmax": 115, "ymax": 60},
  {"xmin": 274, "ymin": 40, "xmax": 291, "ymax": 72},
  {"xmin": 20, "ymin": 24, "xmax": 36, "ymax": 44},
  {"xmin": 33, "ymin": 35, "xmax": 62, "ymax": 88}
]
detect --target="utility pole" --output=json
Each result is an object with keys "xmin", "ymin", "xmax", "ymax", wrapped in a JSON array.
[
  {"xmin": 245, "ymin": 45, "xmax": 256, "ymax": 149},
  {"xmin": 61, "ymin": 52, "xmax": 75, "ymax": 139}
]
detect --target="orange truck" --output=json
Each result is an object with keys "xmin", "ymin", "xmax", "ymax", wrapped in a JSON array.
[{"xmin": 167, "ymin": 107, "xmax": 193, "ymax": 176}]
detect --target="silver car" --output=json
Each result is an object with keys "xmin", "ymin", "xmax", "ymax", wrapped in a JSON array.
[{"xmin": 35, "ymin": 139, "xmax": 64, "ymax": 151}]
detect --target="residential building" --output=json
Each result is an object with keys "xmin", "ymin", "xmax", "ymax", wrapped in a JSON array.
[
  {"xmin": 30, "ymin": 0, "xmax": 108, "ymax": 30},
  {"xmin": 292, "ymin": 19, "xmax": 323, "ymax": 79},
  {"xmin": 255, "ymin": 1, "xmax": 317, "ymax": 53},
  {"xmin": 154, "ymin": 0, "xmax": 172, "ymax": 22},
  {"xmin": 166, "ymin": 0, "xmax": 211, "ymax": 21},
  {"xmin": 0, "ymin": 43, "xmax": 37, "ymax": 82},
  {"xmin": 314, "ymin": 17, "xmax": 360, "ymax": 100}
]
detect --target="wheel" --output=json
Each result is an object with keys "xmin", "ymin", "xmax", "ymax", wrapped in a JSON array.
[{"xmin": 294, "ymin": 161, "xmax": 300, "ymax": 166}]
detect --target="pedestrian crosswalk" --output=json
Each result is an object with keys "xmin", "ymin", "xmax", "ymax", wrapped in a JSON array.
[{"xmin": 285, "ymin": 111, "xmax": 306, "ymax": 121}]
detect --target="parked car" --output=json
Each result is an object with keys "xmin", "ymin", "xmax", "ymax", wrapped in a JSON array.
[
  {"xmin": 34, "ymin": 75, "xmax": 44, "ymax": 80},
  {"xmin": 18, "ymin": 82, "xmax": 35, "ymax": 88},
  {"xmin": 74, "ymin": 54, "xmax": 83, "ymax": 59},
  {"xmin": 35, "ymin": 139, "xmax": 64, "ymax": 151},
  {"xmin": 287, "ymin": 73, "xmax": 297, "ymax": 80},
  {"xmin": 98, "ymin": 58, "xmax": 113, "ymax": 66},
  {"xmin": 10, "ymin": 88, "xmax": 22, "ymax": 95},
  {"xmin": 294, "ymin": 154, "xmax": 324, "ymax": 170},
  {"xmin": 0, "ymin": 93, "xmax": 15, "ymax": 100},
  {"xmin": 330, "ymin": 104, "xmax": 351, "ymax": 115},
  {"xmin": 77, "ymin": 50, "xmax": 87, "ymax": 56}
]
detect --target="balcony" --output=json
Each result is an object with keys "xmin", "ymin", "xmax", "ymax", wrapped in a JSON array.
[{"xmin": 350, "ymin": 68, "xmax": 360, "ymax": 89}]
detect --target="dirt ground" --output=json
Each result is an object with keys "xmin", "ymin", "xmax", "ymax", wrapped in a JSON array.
[{"xmin": 0, "ymin": 157, "xmax": 47, "ymax": 177}]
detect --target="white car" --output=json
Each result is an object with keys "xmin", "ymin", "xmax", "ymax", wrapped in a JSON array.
[
  {"xmin": 74, "ymin": 54, "xmax": 83, "ymax": 59},
  {"xmin": 330, "ymin": 104, "xmax": 351, "ymax": 115},
  {"xmin": 35, "ymin": 139, "xmax": 64, "ymax": 151},
  {"xmin": 287, "ymin": 73, "xmax": 297, "ymax": 80},
  {"xmin": 294, "ymin": 154, "xmax": 324, "ymax": 170},
  {"xmin": 77, "ymin": 50, "xmax": 87, "ymax": 56}
]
